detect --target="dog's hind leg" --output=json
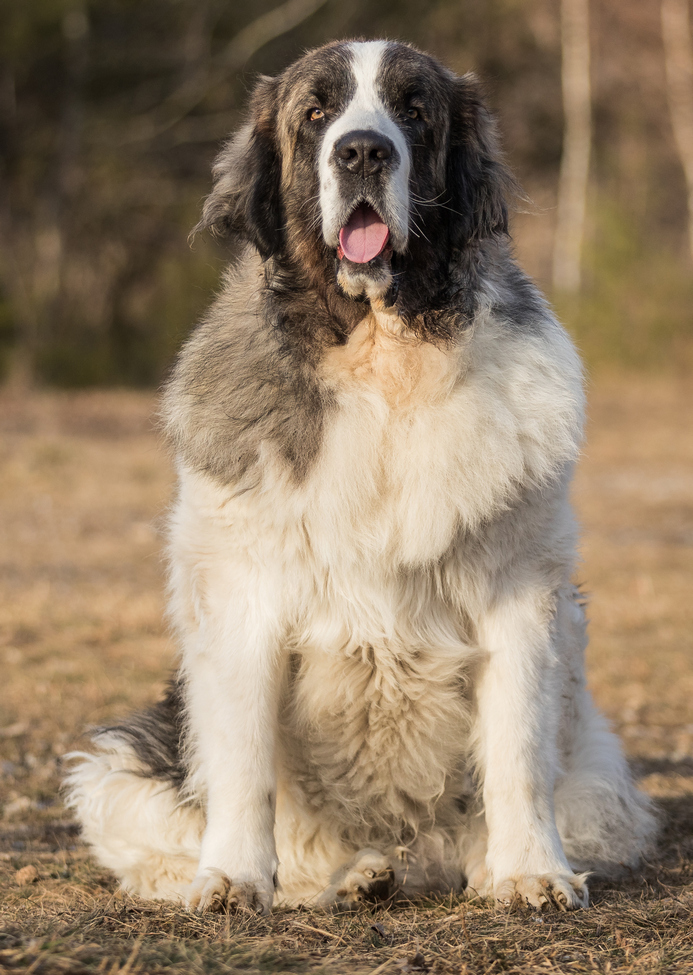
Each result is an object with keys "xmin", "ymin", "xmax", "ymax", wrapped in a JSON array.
[
  {"xmin": 65, "ymin": 684, "xmax": 204, "ymax": 901},
  {"xmin": 554, "ymin": 591, "xmax": 658, "ymax": 876},
  {"xmin": 66, "ymin": 735, "xmax": 202, "ymax": 899}
]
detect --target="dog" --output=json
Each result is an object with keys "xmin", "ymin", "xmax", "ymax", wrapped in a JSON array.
[{"xmin": 66, "ymin": 39, "xmax": 657, "ymax": 914}]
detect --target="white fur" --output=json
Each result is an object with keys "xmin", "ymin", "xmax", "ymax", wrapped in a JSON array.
[
  {"xmin": 65, "ymin": 733, "xmax": 203, "ymax": 900},
  {"xmin": 319, "ymin": 41, "xmax": 411, "ymax": 251},
  {"xmin": 66, "ymin": 287, "xmax": 657, "ymax": 912}
]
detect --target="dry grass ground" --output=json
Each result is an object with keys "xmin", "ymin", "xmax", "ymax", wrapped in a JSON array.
[{"xmin": 1, "ymin": 376, "xmax": 692, "ymax": 974}]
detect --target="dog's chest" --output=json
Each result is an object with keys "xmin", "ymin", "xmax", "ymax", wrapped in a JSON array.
[
  {"xmin": 321, "ymin": 311, "xmax": 459, "ymax": 407},
  {"xmin": 302, "ymin": 314, "xmax": 514, "ymax": 567},
  {"xmin": 280, "ymin": 637, "xmax": 472, "ymax": 828}
]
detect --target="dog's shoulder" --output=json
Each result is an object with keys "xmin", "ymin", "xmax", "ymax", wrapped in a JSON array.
[
  {"xmin": 469, "ymin": 259, "xmax": 585, "ymax": 499},
  {"xmin": 162, "ymin": 253, "xmax": 330, "ymax": 486}
]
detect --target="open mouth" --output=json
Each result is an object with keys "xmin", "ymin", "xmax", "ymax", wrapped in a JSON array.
[{"xmin": 337, "ymin": 203, "xmax": 391, "ymax": 264}]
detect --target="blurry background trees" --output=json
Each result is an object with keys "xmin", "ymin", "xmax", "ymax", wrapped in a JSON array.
[
  {"xmin": 0, "ymin": 0, "xmax": 691, "ymax": 386},
  {"xmin": 552, "ymin": 0, "xmax": 591, "ymax": 294}
]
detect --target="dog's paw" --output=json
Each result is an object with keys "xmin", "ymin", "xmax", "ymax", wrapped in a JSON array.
[
  {"xmin": 185, "ymin": 868, "xmax": 273, "ymax": 915},
  {"xmin": 471, "ymin": 872, "xmax": 589, "ymax": 911},
  {"xmin": 332, "ymin": 849, "xmax": 396, "ymax": 909}
]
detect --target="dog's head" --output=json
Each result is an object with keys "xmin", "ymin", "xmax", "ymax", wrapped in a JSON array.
[{"xmin": 196, "ymin": 40, "xmax": 511, "ymax": 308}]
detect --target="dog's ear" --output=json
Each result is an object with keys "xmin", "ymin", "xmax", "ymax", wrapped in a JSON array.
[
  {"xmin": 192, "ymin": 76, "xmax": 283, "ymax": 259},
  {"xmin": 446, "ymin": 73, "xmax": 513, "ymax": 248}
]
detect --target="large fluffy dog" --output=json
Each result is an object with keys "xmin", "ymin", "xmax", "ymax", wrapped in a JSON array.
[{"xmin": 67, "ymin": 40, "xmax": 656, "ymax": 913}]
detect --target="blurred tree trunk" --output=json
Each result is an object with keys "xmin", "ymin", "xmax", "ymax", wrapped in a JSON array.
[
  {"xmin": 553, "ymin": 0, "xmax": 591, "ymax": 294},
  {"xmin": 0, "ymin": 63, "xmax": 36, "ymax": 387},
  {"xmin": 661, "ymin": 0, "xmax": 693, "ymax": 264},
  {"xmin": 0, "ymin": 5, "xmax": 89, "ymax": 387},
  {"xmin": 44, "ymin": 5, "xmax": 89, "ymax": 359}
]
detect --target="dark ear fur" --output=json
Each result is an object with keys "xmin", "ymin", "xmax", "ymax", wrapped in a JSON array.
[
  {"xmin": 447, "ymin": 74, "xmax": 514, "ymax": 248},
  {"xmin": 192, "ymin": 76, "xmax": 283, "ymax": 259}
]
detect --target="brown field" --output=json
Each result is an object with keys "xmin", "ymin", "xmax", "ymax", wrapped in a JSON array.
[{"xmin": 1, "ymin": 376, "xmax": 692, "ymax": 975}]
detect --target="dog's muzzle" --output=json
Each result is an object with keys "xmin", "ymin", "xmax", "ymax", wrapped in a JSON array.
[{"xmin": 319, "ymin": 115, "xmax": 410, "ymax": 302}]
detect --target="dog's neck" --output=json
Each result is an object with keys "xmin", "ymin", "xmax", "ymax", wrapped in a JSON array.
[{"xmin": 261, "ymin": 239, "xmax": 488, "ymax": 356}]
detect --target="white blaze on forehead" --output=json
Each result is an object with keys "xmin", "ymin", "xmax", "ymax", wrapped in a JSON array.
[
  {"xmin": 319, "ymin": 40, "xmax": 411, "ymax": 251},
  {"xmin": 343, "ymin": 40, "xmax": 391, "ymax": 123}
]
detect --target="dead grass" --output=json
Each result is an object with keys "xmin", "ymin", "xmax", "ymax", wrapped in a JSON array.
[{"xmin": 1, "ymin": 376, "xmax": 692, "ymax": 974}]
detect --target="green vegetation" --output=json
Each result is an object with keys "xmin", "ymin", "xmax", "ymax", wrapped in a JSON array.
[{"xmin": 557, "ymin": 204, "xmax": 693, "ymax": 372}]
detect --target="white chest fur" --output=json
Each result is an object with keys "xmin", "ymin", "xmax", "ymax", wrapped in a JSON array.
[
  {"xmin": 173, "ymin": 307, "xmax": 583, "ymax": 620},
  {"xmin": 301, "ymin": 308, "xmax": 583, "ymax": 570}
]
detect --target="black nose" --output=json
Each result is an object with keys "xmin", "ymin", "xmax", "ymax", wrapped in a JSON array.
[{"xmin": 333, "ymin": 130, "xmax": 395, "ymax": 177}]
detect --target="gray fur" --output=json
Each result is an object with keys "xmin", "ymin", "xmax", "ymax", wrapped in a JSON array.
[{"xmin": 162, "ymin": 257, "xmax": 332, "ymax": 485}]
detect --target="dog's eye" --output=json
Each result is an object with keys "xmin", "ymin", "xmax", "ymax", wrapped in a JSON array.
[
  {"xmin": 407, "ymin": 107, "xmax": 420, "ymax": 120},
  {"xmin": 309, "ymin": 107, "xmax": 325, "ymax": 121}
]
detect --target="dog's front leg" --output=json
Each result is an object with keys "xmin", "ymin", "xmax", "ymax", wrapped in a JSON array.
[
  {"xmin": 472, "ymin": 587, "xmax": 588, "ymax": 910},
  {"xmin": 181, "ymin": 555, "xmax": 284, "ymax": 915}
]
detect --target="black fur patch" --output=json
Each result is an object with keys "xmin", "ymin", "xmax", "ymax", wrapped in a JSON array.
[{"xmin": 97, "ymin": 678, "xmax": 188, "ymax": 786}]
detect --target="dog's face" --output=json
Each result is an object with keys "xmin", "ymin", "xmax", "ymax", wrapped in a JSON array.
[{"xmin": 197, "ymin": 40, "xmax": 509, "ymax": 309}]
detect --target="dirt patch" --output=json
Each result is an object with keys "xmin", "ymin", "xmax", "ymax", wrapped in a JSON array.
[{"xmin": 1, "ymin": 378, "xmax": 692, "ymax": 974}]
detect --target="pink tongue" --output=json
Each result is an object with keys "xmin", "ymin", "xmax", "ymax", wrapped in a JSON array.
[{"xmin": 339, "ymin": 204, "xmax": 390, "ymax": 263}]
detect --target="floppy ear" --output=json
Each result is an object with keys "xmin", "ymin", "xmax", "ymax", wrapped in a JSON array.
[
  {"xmin": 446, "ymin": 73, "xmax": 513, "ymax": 248},
  {"xmin": 192, "ymin": 76, "xmax": 284, "ymax": 259}
]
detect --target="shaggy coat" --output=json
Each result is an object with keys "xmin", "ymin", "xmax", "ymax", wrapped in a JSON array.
[{"xmin": 66, "ymin": 39, "xmax": 656, "ymax": 913}]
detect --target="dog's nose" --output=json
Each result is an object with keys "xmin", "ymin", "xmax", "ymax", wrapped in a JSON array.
[{"xmin": 333, "ymin": 130, "xmax": 394, "ymax": 177}]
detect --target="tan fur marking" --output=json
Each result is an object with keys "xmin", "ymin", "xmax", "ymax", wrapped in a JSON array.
[{"xmin": 322, "ymin": 310, "xmax": 464, "ymax": 407}]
